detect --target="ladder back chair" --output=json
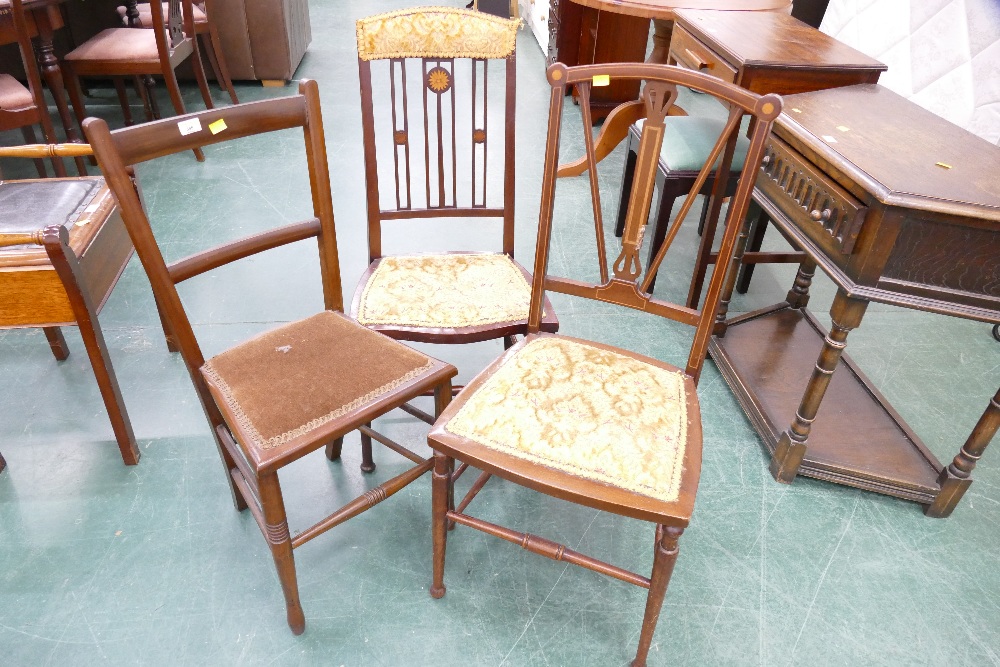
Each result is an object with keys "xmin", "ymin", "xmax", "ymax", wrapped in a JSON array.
[
  {"xmin": 427, "ymin": 62, "xmax": 780, "ymax": 667},
  {"xmin": 84, "ymin": 80, "xmax": 458, "ymax": 634},
  {"xmin": 116, "ymin": 0, "xmax": 239, "ymax": 105},
  {"xmin": 0, "ymin": 0, "xmax": 65, "ymax": 177},
  {"xmin": 351, "ymin": 7, "xmax": 558, "ymax": 347},
  {"xmin": 64, "ymin": 0, "xmax": 215, "ymax": 161}
]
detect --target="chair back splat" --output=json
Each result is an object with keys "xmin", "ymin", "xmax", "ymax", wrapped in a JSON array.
[
  {"xmin": 530, "ymin": 62, "xmax": 781, "ymax": 383},
  {"xmin": 351, "ymin": 7, "xmax": 556, "ymax": 346},
  {"xmin": 85, "ymin": 80, "xmax": 458, "ymax": 635}
]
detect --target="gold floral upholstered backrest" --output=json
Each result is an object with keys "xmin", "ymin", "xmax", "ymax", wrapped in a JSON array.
[
  {"xmin": 355, "ymin": 7, "xmax": 520, "ymax": 262},
  {"xmin": 356, "ymin": 6, "xmax": 518, "ymax": 61}
]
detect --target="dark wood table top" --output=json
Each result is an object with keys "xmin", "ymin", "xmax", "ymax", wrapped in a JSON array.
[
  {"xmin": 674, "ymin": 9, "xmax": 886, "ymax": 70},
  {"xmin": 566, "ymin": 0, "xmax": 789, "ymax": 20},
  {"xmin": 775, "ymin": 84, "xmax": 1000, "ymax": 216}
]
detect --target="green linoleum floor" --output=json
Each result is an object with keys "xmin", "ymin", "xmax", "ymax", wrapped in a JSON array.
[{"xmin": 2, "ymin": 1, "xmax": 1000, "ymax": 664}]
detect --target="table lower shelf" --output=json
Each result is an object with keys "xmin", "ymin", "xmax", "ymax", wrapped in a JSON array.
[{"xmin": 709, "ymin": 303, "xmax": 944, "ymax": 505}]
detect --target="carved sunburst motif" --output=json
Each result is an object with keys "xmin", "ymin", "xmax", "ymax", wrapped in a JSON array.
[{"xmin": 426, "ymin": 67, "xmax": 452, "ymax": 93}]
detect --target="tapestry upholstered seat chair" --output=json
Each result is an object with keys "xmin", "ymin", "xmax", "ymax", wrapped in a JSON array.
[
  {"xmin": 63, "ymin": 0, "xmax": 215, "ymax": 161},
  {"xmin": 427, "ymin": 62, "xmax": 780, "ymax": 667},
  {"xmin": 116, "ymin": 0, "xmax": 239, "ymax": 105},
  {"xmin": 0, "ymin": 0, "xmax": 65, "ymax": 177},
  {"xmin": 350, "ymin": 7, "xmax": 558, "ymax": 352},
  {"xmin": 85, "ymin": 80, "xmax": 458, "ymax": 634}
]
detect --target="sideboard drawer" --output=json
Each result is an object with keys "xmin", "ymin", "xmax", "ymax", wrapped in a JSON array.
[
  {"xmin": 669, "ymin": 26, "xmax": 737, "ymax": 85},
  {"xmin": 756, "ymin": 136, "xmax": 867, "ymax": 257}
]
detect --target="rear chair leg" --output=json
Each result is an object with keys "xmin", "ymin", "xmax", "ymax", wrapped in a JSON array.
[{"xmin": 360, "ymin": 422, "xmax": 375, "ymax": 472}]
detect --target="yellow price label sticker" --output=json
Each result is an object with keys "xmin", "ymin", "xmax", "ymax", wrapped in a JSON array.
[
  {"xmin": 209, "ymin": 119, "xmax": 228, "ymax": 135},
  {"xmin": 592, "ymin": 74, "xmax": 610, "ymax": 87}
]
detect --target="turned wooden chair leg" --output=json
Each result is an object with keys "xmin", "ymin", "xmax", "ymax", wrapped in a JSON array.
[
  {"xmin": 632, "ymin": 525, "xmax": 684, "ymax": 667},
  {"xmin": 258, "ymin": 471, "xmax": 305, "ymax": 635},
  {"xmin": 42, "ymin": 326, "xmax": 70, "ymax": 361},
  {"xmin": 430, "ymin": 451, "xmax": 454, "ymax": 599},
  {"xmin": 134, "ymin": 76, "xmax": 155, "ymax": 122},
  {"xmin": 325, "ymin": 436, "xmax": 344, "ymax": 461},
  {"xmin": 360, "ymin": 422, "xmax": 375, "ymax": 472},
  {"xmin": 113, "ymin": 77, "xmax": 134, "ymax": 126}
]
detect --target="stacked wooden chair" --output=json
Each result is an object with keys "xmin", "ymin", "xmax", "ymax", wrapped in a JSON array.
[
  {"xmin": 63, "ymin": 0, "xmax": 214, "ymax": 160},
  {"xmin": 426, "ymin": 61, "xmax": 780, "ymax": 666},
  {"xmin": 85, "ymin": 80, "xmax": 458, "ymax": 634}
]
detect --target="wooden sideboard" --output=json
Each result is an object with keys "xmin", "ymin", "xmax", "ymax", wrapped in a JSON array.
[{"xmin": 709, "ymin": 84, "xmax": 1000, "ymax": 518}]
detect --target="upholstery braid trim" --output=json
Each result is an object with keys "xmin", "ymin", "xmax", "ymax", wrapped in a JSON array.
[{"xmin": 202, "ymin": 359, "xmax": 434, "ymax": 451}]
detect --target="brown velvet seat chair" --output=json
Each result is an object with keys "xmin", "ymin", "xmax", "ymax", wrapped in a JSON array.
[
  {"xmin": 350, "ymin": 7, "xmax": 558, "ymax": 350},
  {"xmin": 116, "ymin": 0, "xmax": 239, "ymax": 104},
  {"xmin": 0, "ymin": 0, "xmax": 65, "ymax": 177},
  {"xmin": 84, "ymin": 80, "xmax": 458, "ymax": 634},
  {"xmin": 427, "ymin": 62, "xmax": 780, "ymax": 667},
  {"xmin": 63, "ymin": 0, "xmax": 214, "ymax": 161}
]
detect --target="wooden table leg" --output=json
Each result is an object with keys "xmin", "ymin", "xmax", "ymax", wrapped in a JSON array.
[
  {"xmin": 556, "ymin": 18, "xmax": 677, "ymax": 178},
  {"xmin": 43, "ymin": 226, "xmax": 140, "ymax": 466},
  {"xmin": 926, "ymin": 388, "xmax": 1000, "ymax": 518},
  {"xmin": 770, "ymin": 289, "xmax": 868, "ymax": 483},
  {"xmin": 32, "ymin": 10, "xmax": 88, "ymax": 176}
]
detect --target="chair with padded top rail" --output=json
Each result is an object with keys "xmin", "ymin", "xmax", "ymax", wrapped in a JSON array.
[
  {"xmin": 84, "ymin": 80, "xmax": 458, "ymax": 634},
  {"xmin": 426, "ymin": 61, "xmax": 780, "ymax": 667},
  {"xmin": 350, "ymin": 7, "xmax": 558, "ymax": 353}
]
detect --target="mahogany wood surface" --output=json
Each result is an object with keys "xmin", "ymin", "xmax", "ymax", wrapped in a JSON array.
[
  {"xmin": 711, "ymin": 84, "xmax": 1000, "ymax": 518},
  {"xmin": 428, "ymin": 61, "xmax": 780, "ymax": 666},
  {"xmin": 84, "ymin": 80, "xmax": 458, "ymax": 633}
]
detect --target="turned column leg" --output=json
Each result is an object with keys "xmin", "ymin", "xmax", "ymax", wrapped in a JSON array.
[
  {"xmin": 786, "ymin": 258, "xmax": 817, "ymax": 309},
  {"xmin": 713, "ymin": 202, "xmax": 757, "ymax": 335},
  {"xmin": 258, "ymin": 471, "xmax": 305, "ymax": 634},
  {"xmin": 632, "ymin": 525, "xmax": 684, "ymax": 667},
  {"xmin": 770, "ymin": 290, "xmax": 868, "ymax": 483},
  {"xmin": 430, "ymin": 450, "xmax": 454, "ymax": 599},
  {"xmin": 33, "ymin": 17, "xmax": 88, "ymax": 176},
  {"xmin": 926, "ymin": 388, "xmax": 1000, "ymax": 518}
]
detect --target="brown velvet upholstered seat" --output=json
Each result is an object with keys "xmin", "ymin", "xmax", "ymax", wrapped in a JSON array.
[
  {"xmin": 85, "ymin": 80, "xmax": 457, "ymax": 635},
  {"xmin": 63, "ymin": 0, "xmax": 215, "ymax": 161},
  {"xmin": 203, "ymin": 311, "xmax": 435, "ymax": 453},
  {"xmin": 351, "ymin": 7, "xmax": 557, "ymax": 346},
  {"xmin": 427, "ymin": 62, "xmax": 780, "ymax": 667}
]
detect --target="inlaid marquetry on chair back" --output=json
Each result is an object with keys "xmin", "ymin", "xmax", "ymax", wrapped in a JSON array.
[
  {"xmin": 530, "ymin": 62, "xmax": 782, "ymax": 383},
  {"xmin": 350, "ymin": 7, "xmax": 555, "ymax": 348},
  {"xmin": 356, "ymin": 6, "xmax": 519, "ymax": 261}
]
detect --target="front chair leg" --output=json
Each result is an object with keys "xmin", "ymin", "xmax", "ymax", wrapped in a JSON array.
[
  {"xmin": 325, "ymin": 436, "xmax": 344, "ymax": 461},
  {"xmin": 633, "ymin": 525, "xmax": 684, "ymax": 667},
  {"xmin": 430, "ymin": 451, "xmax": 453, "ymax": 599},
  {"xmin": 258, "ymin": 471, "xmax": 305, "ymax": 634}
]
